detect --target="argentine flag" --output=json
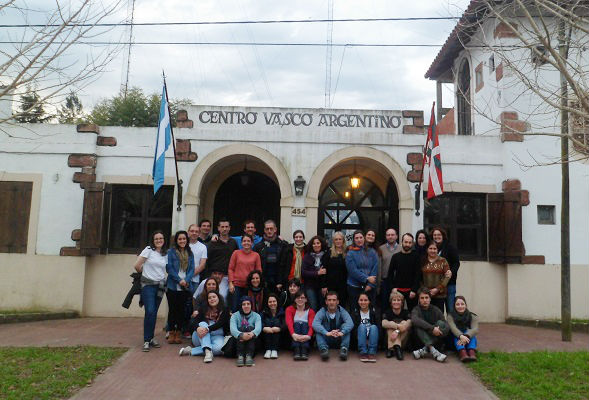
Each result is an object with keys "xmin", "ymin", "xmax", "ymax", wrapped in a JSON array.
[{"xmin": 152, "ymin": 85, "xmax": 171, "ymax": 194}]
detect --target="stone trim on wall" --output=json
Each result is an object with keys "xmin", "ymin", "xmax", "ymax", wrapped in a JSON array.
[
  {"xmin": 475, "ymin": 62, "xmax": 484, "ymax": 93},
  {"xmin": 496, "ymin": 62, "xmax": 504, "ymax": 81},
  {"xmin": 176, "ymin": 110, "xmax": 193, "ymax": 128},
  {"xmin": 406, "ymin": 152, "xmax": 423, "ymax": 182},
  {"xmin": 494, "ymin": 21, "xmax": 518, "ymax": 39},
  {"xmin": 402, "ymin": 110, "xmax": 425, "ymax": 134},
  {"xmin": 500, "ymin": 111, "xmax": 529, "ymax": 142},
  {"xmin": 175, "ymin": 139, "xmax": 197, "ymax": 162}
]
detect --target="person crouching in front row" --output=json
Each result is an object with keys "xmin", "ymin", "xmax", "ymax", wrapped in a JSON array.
[
  {"xmin": 382, "ymin": 290, "xmax": 412, "ymax": 360},
  {"xmin": 230, "ymin": 296, "xmax": 262, "ymax": 367},
  {"xmin": 411, "ymin": 287, "xmax": 449, "ymax": 362},
  {"xmin": 312, "ymin": 291, "xmax": 354, "ymax": 361}
]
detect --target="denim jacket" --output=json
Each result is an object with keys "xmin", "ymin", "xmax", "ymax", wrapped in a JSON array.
[{"xmin": 166, "ymin": 249, "xmax": 195, "ymax": 292}]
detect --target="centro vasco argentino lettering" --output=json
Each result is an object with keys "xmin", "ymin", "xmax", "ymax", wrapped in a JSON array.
[{"xmin": 198, "ymin": 110, "xmax": 402, "ymax": 128}]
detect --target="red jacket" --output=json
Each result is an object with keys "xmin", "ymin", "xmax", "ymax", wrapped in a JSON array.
[{"xmin": 285, "ymin": 305, "xmax": 315, "ymax": 337}]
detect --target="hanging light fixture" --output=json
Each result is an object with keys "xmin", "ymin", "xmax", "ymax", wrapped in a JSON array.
[
  {"xmin": 350, "ymin": 159, "xmax": 360, "ymax": 189},
  {"xmin": 240, "ymin": 155, "xmax": 250, "ymax": 186}
]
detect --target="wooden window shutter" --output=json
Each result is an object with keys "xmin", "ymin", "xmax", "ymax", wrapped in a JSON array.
[
  {"xmin": 488, "ymin": 192, "xmax": 523, "ymax": 263},
  {"xmin": 80, "ymin": 182, "xmax": 110, "ymax": 255},
  {"xmin": 0, "ymin": 181, "xmax": 32, "ymax": 253}
]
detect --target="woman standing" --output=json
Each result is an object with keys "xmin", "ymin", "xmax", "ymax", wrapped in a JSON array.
[
  {"xmin": 282, "ymin": 230, "xmax": 306, "ymax": 283},
  {"xmin": 346, "ymin": 230, "xmax": 378, "ymax": 312},
  {"xmin": 431, "ymin": 226, "xmax": 460, "ymax": 313},
  {"xmin": 179, "ymin": 291, "xmax": 229, "ymax": 363},
  {"xmin": 246, "ymin": 270, "xmax": 266, "ymax": 313},
  {"xmin": 352, "ymin": 293, "xmax": 380, "ymax": 362},
  {"xmin": 134, "ymin": 231, "xmax": 168, "ymax": 352},
  {"xmin": 285, "ymin": 291, "xmax": 315, "ymax": 361},
  {"xmin": 414, "ymin": 229, "xmax": 429, "ymax": 257},
  {"xmin": 166, "ymin": 230, "xmax": 195, "ymax": 344},
  {"xmin": 301, "ymin": 235, "xmax": 329, "ymax": 311},
  {"xmin": 261, "ymin": 293, "xmax": 285, "ymax": 359},
  {"xmin": 228, "ymin": 235, "xmax": 262, "ymax": 312},
  {"xmin": 421, "ymin": 240, "xmax": 451, "ymax": 312},
  {"xmin": 447, "ymin": 296, "xmax": 479, "ymax": 362},
  {"xmin": 325, "ymin": 231, "xmax": 348, "ymax": 307}
]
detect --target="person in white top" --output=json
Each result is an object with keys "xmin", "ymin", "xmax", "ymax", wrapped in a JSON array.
[
  {"xmin": 188, "ymin": 224, "xmax": 208, "ymax": 287},
  {"xmin": 133, "ymin": 230, "xmax": 168, "ymax": 352}
]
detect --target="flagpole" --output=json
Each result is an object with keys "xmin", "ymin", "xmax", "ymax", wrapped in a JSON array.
[
  {"xmin": 162, "ymin": 71, "xmax": 183, "ymax": 211},
  {"xmin": 415, "ymin": 101, "xmax": 435, "ymax": 216}
]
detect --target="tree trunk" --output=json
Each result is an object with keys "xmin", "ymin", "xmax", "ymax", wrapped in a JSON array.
[{"xmin": 559, "ymin": 19, "xmax": 572, "ymax": 342}]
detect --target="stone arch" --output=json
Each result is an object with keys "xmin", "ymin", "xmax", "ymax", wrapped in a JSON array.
[
  {"xmin": 305, "ymin": 146, "xmax": 413, "ymax": 237},
  {"xmin": 184, "ymin": 144, "xmax": 294, "ymax": 234}
]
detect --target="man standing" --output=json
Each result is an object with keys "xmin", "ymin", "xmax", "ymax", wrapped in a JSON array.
[
  {"xmin": 312, "ymin": 291, "xmax": 354, "ymax": 361},
  {"xmin": 188, "ymin": 224, "xmax": 208, "ymax": 287},
  {"xmin": 411, "ymin": 287, "xmax": 449, "ymax": 362},
  {"xmin": 232, "ymin": 219, "xmax": 263, "ymax": 250},
  {"xmin": 378, "ymin": 228, "xmax": 401, "ymax": 310},
  {"xmin": 197, "ymin": 218, "xmax": 237, "ymax": 299},
  {"xmin": 198, "ymin": 219, "xmax": 213, "ymax": 244},
  {"xmin": 388, "ymin": 233, "xmax": 421, "ymax": 311},
  {"xmin": 253, "ymin": 220, "xmax": 288, "ymax": 293}
]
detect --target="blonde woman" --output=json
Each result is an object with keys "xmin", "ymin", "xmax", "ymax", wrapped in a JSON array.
[{"xmin": 325, "ymin": 231, "xmax": 348, "ymax": 307}]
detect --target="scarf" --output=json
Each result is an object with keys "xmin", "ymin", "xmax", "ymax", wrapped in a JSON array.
[
  {"xmin": 312, "ymin": 251, "xmax": 325, "ymax": 270},
  {"xmin": 293, "ymin": 243, "xmax": 305, "ymax": 279},
  {"xmin": 248, "ymin": 286, "xmax": 264, "ymax": 313},
  {"xmin": 450, "ymin": 309, "xmax": 473, "ymax": 331},
  {"xmin": 176, "ymin": 248, "xmax": 189, "ymax": 272}
]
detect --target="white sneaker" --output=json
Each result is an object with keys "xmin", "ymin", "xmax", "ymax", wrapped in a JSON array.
[
  {"xmin": 270, "ymin": 350, "xmax": 278, "ymax": 359},
  {"xmin": 430, "ymin": 347, "xmax": 447, "ymax": 363},
  {"xmin": 179, "ymin": 346, "xmax": 192, "ymax": 356},
  {"xmin": 203, "ymin": 349, "xmax": 213, "ymax": 363},
  {"xmin": 264, "ymin": 350, "xmax": 272, "ymax": 359},
  {"xmin": 142, "ymin": 341, "xmax": 150, "ymax": 352},
  {"xmin": 413, "ymin": 347, "xmax": 427, "ymax": 359}
]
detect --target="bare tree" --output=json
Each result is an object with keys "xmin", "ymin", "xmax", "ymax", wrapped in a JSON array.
[
  {"xmin": 453, "ymin": 0, "xmax": 588, "ymax": 342},
  {"xmin": 0, "ymin": 0, "xmax": 125, "ymax": 128},
  {"xmin": 454, "ymin": 0, "xmax": 588, "ymax": 160}
]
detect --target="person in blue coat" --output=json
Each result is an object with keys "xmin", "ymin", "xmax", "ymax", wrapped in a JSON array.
[
  {"xmin": 166, "ymin": 230, "xmax": 195, "ymax": 344},
  {"xmin": 345, "ymin": 230, "xmax": 378, "ymax": 312}
]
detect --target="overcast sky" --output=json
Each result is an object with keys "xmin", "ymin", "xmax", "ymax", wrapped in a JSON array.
[{"xmin": 2, "ymin": 0, "xmax": 471, "ymax": 114}]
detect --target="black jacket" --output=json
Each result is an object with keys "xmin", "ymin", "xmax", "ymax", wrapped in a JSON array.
[
  {"xmin": 438, "ymin": 241, "xmax": 460, "ymax": 285},
  {"xmin": 122, "ymin": 272, "xmax": 143, "ymax": 309},
  {"xmin": 253, "ymin": 237, "xmax": 289, "ymax": 285},
  {"xmin": 301, "ymin": 252, "xmax": 330, "ymax": 289}
]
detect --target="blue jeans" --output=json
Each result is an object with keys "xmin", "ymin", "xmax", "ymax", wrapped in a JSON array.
[
  {"xmin": 316, "ymin": 330, "xmax": 351, "ymax": 351},
  {"xmin": 231, "ymin": 286, "xmax": 247, "ymax": 312},
  {"xmin": 454, "ymin": 332, "xmax": 478, "ymax": 351},
  {"xmin": 357, "ymin": 324, "xmax": 379, "ymax": 355},
  {"xmin": 446, "ymin": 284, "xmax": 456, "ymax": 313},
  {"xmin": 305, "ymin": 287, "xmax": 322, "ymax": 311},
  {"xmin": 191, "ymin": 322, "xmax": 224, "ymax": 356},
  {"xmin": 292, "ymin": 321, "xmax": 311, "ymax": 351},
  {"xmin": 141, "ymin": 284, "xmax": 163, "ymax": 342}
]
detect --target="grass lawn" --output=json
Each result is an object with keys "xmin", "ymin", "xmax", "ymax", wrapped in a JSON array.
[
  {"xmin": 0, "ymin": 346, "xmax": 127, "ymax": 400},
  {"xmin": 468, "ymin": 350, "xmax": 589, "ymax": 400}
]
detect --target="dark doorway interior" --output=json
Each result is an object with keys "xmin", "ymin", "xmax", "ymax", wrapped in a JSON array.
[{"xmin": 213, "ymin": 171, "xmax": 281, "ymax": 236}]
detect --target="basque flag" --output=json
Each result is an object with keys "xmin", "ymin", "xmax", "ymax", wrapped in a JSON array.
[
  {"xmin": 152, "ymin": 84, "xmax": 171, "ymax": 194},
  {"xmin": 425, "ymin": 104, "xmax": 443, "ymax": 199}
]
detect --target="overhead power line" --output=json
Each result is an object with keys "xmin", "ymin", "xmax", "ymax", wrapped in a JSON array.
[
  {"xmin": 0, "ymin": 41, "xmax": 443, "ymax": 47},
  {"xmin": 0, "ymin": 16, "xmax": 460, "ymax": 28}
]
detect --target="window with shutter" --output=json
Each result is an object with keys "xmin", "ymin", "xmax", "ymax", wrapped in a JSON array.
[
  {"xmin": 424, "ymin": 192, "xmax": 487, "ymax": 260},
  {"xmin": 80, "ymin": 182, "xmax": 110, "ymax": 255},
  {"xmin": 0, "ymin": 181, "xmax": 32, "ymax": 253},
  {"xmin": 488, "ymin": 192, "xmax": 524, "ymax": 263},
  {"xmin": 107, "ymin": 184, "xmax": 173, "ymax": 253}
]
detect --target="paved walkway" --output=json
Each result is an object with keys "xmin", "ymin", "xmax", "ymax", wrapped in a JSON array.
[{"xmin": 1, "ymin": 318, "xmax": 587, "ymax": 400}]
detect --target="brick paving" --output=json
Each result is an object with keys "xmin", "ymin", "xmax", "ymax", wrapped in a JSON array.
[{"xmin": 1, "ymin": 318, "xmax": 587, "ymax": 400}]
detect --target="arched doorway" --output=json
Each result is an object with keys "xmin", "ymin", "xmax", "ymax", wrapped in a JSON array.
[
  {"xmin": 213, "ymin": 171, "xmax": 280, "ymax": 236},
  {"xmin": 318, "ymin": 175, "xmax": 398, "ymax": 244}
]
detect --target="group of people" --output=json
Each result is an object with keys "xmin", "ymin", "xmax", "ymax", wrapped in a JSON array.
[{"xmin": 132, "ymin": 218, "xmax": 479, "ymax": 366}]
